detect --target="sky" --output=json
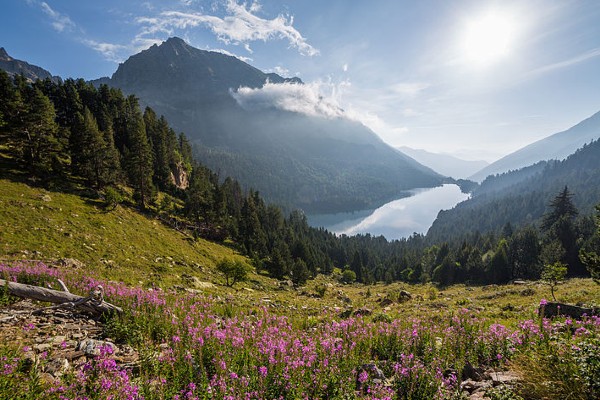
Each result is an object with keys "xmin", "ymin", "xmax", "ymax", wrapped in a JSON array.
[{"xmin": 2, "ymin": 0, "xmax": 600, "ymax": 162}]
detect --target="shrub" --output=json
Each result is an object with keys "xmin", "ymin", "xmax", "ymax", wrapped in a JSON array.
[
  {"xmin": 216, "ymin": 259, "xmax": 250, "ymax": 287},
  {"xmin": 340, "ymin": 269, "xmax": 357, "ymax": 284},
  {"xmin": 103, "ymin": 186, "xmax": 124, "ymax": 210}
]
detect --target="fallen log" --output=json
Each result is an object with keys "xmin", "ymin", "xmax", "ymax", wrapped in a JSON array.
[{"xmin": 0, "ymin": 279, "xmax": 122, "ymax": 316}]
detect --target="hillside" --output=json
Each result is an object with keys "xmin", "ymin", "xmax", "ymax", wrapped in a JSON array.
[
  {"xmin": 470, "ymin": 110, "xmax": 600, "ymax": 182},
  {"xmin": 398, "ymin": 146, "xmax": 489, "ymax": 179},
  {"xmin": 95, "ymin": 37, "xmax": 443, "ymax": 213},
  {"xmin": 0, "ymin": 177, "xmax": 243, "ymax": 288},
  {"xmin": 428, "ymin": 139, "xmax": 600, "ymax": 242}
]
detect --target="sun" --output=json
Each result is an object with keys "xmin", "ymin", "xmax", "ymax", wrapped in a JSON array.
[{"xmin": 462, "ymin": 12, "xmax": 515, "ymax": 66}]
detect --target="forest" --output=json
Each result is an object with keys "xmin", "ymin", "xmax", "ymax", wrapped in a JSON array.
[{"xmin": 1, "ymin": 70, "xmax": 599, "ymax": 287}]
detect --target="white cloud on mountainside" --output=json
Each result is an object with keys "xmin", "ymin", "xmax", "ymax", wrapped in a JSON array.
[
  {"xmin": 230, "ymin": 80, "xmax": 396, "ymax": 140},
  {"xmin": 231, "ymin": 81, "xmax": 344, "ymax": 119}
]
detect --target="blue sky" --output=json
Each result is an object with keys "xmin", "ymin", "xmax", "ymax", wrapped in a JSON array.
[{"xmin": 2, "ymin": 0, "xmax": 600, "ymax": 161}]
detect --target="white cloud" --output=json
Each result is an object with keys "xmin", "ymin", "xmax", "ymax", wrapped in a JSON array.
[
  {"xmin": 83, "ymin": 40, "xmax": 129, "ymax": 63},
  {"xmin": 230, "ymin": 80, "xmax": 396, "ymax": 142},
  {"xmin": 136, "ymin": 0, "xmax": 319, "ymax": 56},
  {"xmin": 529, "ymin": 47, "xmax": 600, "ymax": 75},
  {"xmin": 231, "ymin": 81, "xmax": 344, "ymax": 119},
  {"xmin": 38, "ymin": 2, "xmax": 75, "ymax": 32},
  {"xmin": 266, "ymin": 65, "xmax": 290, "ymax": 77}
]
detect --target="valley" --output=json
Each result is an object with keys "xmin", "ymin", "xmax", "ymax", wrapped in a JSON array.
[{"xmin": 1, "ymin": 1, "xmax": 600, "ymax": 398}]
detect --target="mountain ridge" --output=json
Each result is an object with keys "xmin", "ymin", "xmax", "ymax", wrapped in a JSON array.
[
  {"xmin": 398, "ymin": 146, "xmax": 489, "ymax": 179},
  {"xmin": 0, "ymin": 47, "xmax": 61, "ymax": 83},
  {"xmin": 469, "ymin": 110, "xmax": 600, "ymax": 182}
]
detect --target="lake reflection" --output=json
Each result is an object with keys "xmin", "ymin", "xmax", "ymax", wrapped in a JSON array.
[{"xmin": 308, "ymin": 184, "xmax": 469, "ymax": 240}]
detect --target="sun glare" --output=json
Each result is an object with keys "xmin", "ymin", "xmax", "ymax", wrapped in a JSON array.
[{"xmin": 463, "ymin": 12, "xmax": 515, "ymax": 66}]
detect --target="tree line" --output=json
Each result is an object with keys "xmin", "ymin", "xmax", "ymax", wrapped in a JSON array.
[{"xmin": 1, "ymin": 70, "xmax": 598, "ymax": 287}]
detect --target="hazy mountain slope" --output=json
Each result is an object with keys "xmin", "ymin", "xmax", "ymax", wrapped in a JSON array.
[
  {"xmin": 398, "ymin": 146, "xmax": 489, "ymax": 179},
  {"xmin": 427, "ymin": 139, "xmax": 600, "ymax": 242},
  {"xmin": 95, "ymin": 37, "xmax": 443, "ymax": 213},
  {"xmin": 469, "ymin": 110, "xmax": 600, "ymax": 182},
  {"xmin": 0, "ymin": 47, "xmax": 60, "ymax": 83}
]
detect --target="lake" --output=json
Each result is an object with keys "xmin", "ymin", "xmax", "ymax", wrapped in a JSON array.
[{"xmin": 307, "ymin": 184, "xmax": 469, "ymax": 240}]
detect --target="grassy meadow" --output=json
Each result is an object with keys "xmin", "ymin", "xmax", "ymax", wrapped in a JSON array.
[{"xmin": 0, "ymin": 260, "xmax": 598, "ymax": 400}]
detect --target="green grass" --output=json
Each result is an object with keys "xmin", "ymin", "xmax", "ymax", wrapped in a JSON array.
[{"xmin": 0, "ymin": 177, "xmax": 246, "ymax": 288}]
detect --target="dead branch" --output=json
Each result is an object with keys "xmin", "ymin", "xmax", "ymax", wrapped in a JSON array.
[{"xmin": 0, "ymin": 279, "xmax": 122, "ymax": 316}]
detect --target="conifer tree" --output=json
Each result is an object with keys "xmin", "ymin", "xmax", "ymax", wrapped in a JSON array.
[
  {"xmin": 542, "ymin": 186, "xmax": 583, "ymax": 275},
  {"xmin": 77, "ymin": 108, "xmax": 119, "ymax": 188},
  {"xmin": 124, "ymin": 99, "xmax": 154, "ymax": 208},
  {"xmin": 15, "ymin": 87, "xmax": 62, "ymax": 174}
]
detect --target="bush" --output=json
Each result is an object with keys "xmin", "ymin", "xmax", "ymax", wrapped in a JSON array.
[
  {"xmin": 103, "ymin": 186, "xmax": 124, "ymax": 210},
  {"xmin": 340, "ymin": 269, "xmax": 356, "ymax": 284},
  {"xmin": 216, "ymin": 259, "xmax": 250, "ymax": 287}
]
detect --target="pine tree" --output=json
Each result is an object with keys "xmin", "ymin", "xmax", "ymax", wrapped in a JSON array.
[
  {"xmin": 14, "ymin": 87, "xmax": 62, "ymax": 174},
  {"xmin": 144, "ymin": 108, "xmax": 173, "ymax": 190},
  {"xmin": 542, "ymin": 186, "xmax": 578, "ymax": 231},
  {"xmin": 542, "ymin": 186, "xmax": 583, "ymax": 275},
  {"xmin": 77, "ymin": 108, "xmax": 119, "ymax": 188},
  {"xmin": 124, "ymin": 98, "xmax": 154, "ymax": 208}
]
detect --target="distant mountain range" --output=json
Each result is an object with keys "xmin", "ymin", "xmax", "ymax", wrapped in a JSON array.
[
  {"xmin": 90, "ymin": 37, "xmax": 443, "ymax": 213},
  {"xmin": 469, "ymin": 110, "xmax": 600, "ymax": 182},
  {"xmin": 398, "ymin": 146, "xmax": 489, "ymax": 179},
  {"xmin": 0, "ymin": 47, "xmax": 60, "ymax": 83},
  {"xmin": 428, "ymin": 138, "xmax": 600, "ymax": 243}
]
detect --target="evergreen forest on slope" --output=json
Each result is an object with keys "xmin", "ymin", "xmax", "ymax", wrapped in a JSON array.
[{"xmin": 1, "ymin": 69, "xmax": 599, "ymax": 288}]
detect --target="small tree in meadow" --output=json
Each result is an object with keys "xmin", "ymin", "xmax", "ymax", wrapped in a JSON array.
[
  {"xmin": 340, "ymin": 269, "xmax": 357, "ymax": 284},
  {"xmin": 541, "ymin": 261, "xmax": 568, "ymax": 301},
  {"xmin": 217, "ymin": 259, "xmax": 250, "ymax": 287}
]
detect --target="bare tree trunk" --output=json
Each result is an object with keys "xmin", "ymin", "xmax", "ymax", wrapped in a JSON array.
[{"xmin": 0, "ymin": 279, "xmax": 122, "ymax": 315}]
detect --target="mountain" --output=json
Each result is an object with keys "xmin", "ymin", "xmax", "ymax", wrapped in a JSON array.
[
  {"xmin": 398, "ymin": 146, "xmax": 489, "ymax": 179},
  {"xmin": 0, "ymin": 47, "xmax": 60, "ymax": 83},
  {"xmin": 94, "ymin": 37, "xmax": 443, "ymax": 213},
  {"xmin": 427, "ymin": 139, "xmax": 600, "ymax": 243},
  {"xmin": 469, "ymin": 110, "xmax": 600, "ymax": 182}
]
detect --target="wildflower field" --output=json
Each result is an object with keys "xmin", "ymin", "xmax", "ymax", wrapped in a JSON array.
[{"xmin": 1, "ymin": 262, "xmax": 599, "ymax": 400}]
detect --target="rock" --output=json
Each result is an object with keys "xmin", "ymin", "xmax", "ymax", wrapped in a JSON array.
[
  {"xmin": 460, "ymin": 379, "xmax": 492, "ymax": 395},
  {"xmin": 400, "ymin": 290, "xmax": 412, "ymax": 299},
  {"xmin": 33, "ymin": 343, "xmax": 52, "ymax": 352},
  {"xmin": 361, "ymin": 363, "xmax": 386, "ymax": 380},
  {"xmin": 41, "ymin": 194, "xmax": 52, "ymax": 202},
  {"xmin": 490, "ymin": 371, "xmax": 520, "ymax": 386},
  {"xmin": 520, "ymin": 288, "xmax": 536, "ymax": 296},
  {"xmin": 278, "ymin": 280, "xmax": 294, "ymax": 290},
  {"xmin": 44, "ymin": 357, "xmax": 69, "ymax": 377},
  {"xmin": 539, "ymin": 302, "xmax": 599, "ymax": 319},
  {"xmin": 169, "ymin": 162, "xmax": 189, "ymax": 190},
  {"xmin": 380, "ymin": 298, "xmax": 394, "ymax": 307},
  {"xmin": 58, "ymin": 258, "xmax": 84, "ymax": 269},
  {"xmin": 77, "ymin": 339, "xmax": 117, "ymax": 357},
  {"xmin": 353, "ymin": 307, "xmax": 373, "ymax": 316},
  {"xmin": 462, "ymin": 361, "xmax": 485, "ymax": 381}
]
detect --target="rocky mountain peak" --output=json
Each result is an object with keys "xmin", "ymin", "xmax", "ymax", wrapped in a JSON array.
[{"xmin": 0, "ymin": 47, "xmax": 11, "ymax": 60}]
